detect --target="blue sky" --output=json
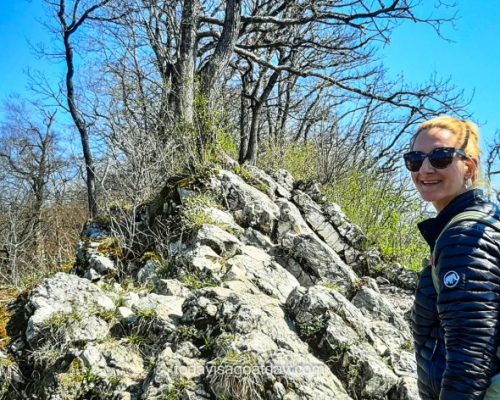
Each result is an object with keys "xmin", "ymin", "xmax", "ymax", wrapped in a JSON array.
[
  {"xmin": 0, "ymin": 1, "xmax": 499, "ymax": 156},
  {"xmin": 379, "ymin": 0, "xmax": 500, "ymax": 148}
]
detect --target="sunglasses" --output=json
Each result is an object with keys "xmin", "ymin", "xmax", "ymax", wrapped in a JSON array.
[{"xmin": 403, "ymin": 147, "xmax": 469, "ymax": 172}]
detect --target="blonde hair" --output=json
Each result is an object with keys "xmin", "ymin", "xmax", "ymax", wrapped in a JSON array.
[{"xmin": 411, "ymin": 115, "xmax": 484, "ymax": 185}]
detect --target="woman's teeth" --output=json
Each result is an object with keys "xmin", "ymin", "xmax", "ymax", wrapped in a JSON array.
[{"xmin": 422, "ymin": 180, "xmax": 440, "ymax": 185}]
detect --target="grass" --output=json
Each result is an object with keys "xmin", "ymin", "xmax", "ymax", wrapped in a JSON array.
[
  {"xmin": 181, "ymin": 272, "xmax": 218, "ymax": 290},
  {"xmin": 164, "ymin": 378, "xmax": 192, "ymax": 400},
  {"xmin": 208, "ymin": 350, "xmax": 264, "ymax": 400}
]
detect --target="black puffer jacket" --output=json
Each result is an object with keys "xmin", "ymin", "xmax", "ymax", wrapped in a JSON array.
[{"xmin": 412, "ymin": 189, "xmax": 500, "ymax": 400}]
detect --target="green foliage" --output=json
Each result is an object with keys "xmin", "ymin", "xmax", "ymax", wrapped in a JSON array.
[
  {"xmin": 319, "ymin": 281, "xmax": 347, "ymax": 295},
  {"xmin": 181, "ymin": 193, "xmax": 220, "ymax": 230},
  {"xmin": 258, "ymin": 139, "xmax": 320, "ymax": 181},
  {"xmin": 125, "ymin": 331, "xmax": 145, "ymax": 347},
  {"xmin": 258, "ymin": 136, "xmax": 428, "ymax": 272},
  {"xmin": 136, "ymin": 307, "xmax": 157, "ymax": 319},
  {"xmin": 233, "ymin": 165, "xmax": 270, "ymax": 194},
  {"xmin": 91, "ymin": 307, "xmax": 117, "ymax": 323},
  {"xmin": 97, "ymin": 237, "xmax": 123, "ymax": 259},
  {"xmin": 181, "ymin": 272, "xmax": 218, "ymax": 290},
  {"xmin": 0, "ymin": 355, "xmax": 20, "ymax": 396},
  {"xmin": 401, "ymin": 339, "xmax": 415, "ymax": 352},
  {"xmin": 295, "ymin": 315, "xmax": 327, "ymax": 338},
  {"xmin": 164, "ymin": 378, "xmax": 192, "ymax": 400},
  {"xmin": 323, "ymin": 169, "xmax": 428, "ymax": 271},
  {"xmin": 217, "ymin": 131, "xmax": 239, "ymax": 160},
  {"xmin": 45, "ymin": 310, "xmax": 83, "ymax": 328}
]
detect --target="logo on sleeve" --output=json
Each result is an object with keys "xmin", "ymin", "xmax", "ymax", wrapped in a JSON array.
[{"xmin": 443, "ymin": 271, "xmax": 460, "ymax": 288}]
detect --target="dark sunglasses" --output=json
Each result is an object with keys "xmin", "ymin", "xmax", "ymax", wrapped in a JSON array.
[{"xmin": 403, "ymin": 147, "xmax": 469, "ymax": 172}]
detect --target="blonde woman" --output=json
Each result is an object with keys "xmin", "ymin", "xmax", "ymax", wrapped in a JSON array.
[{"xmin": 408, "ymin": 116, "xmax": 500, "ymax": 399}]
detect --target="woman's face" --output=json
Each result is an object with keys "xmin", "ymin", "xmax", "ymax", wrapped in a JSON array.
[{"xmin": 411, "ymin": 127, "xmax": 472, "ymax": 212}]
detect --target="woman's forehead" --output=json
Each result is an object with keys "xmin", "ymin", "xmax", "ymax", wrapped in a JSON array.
[{"xmin": 413, "ymin": 127, "xmax": 458, "ymax": 150}]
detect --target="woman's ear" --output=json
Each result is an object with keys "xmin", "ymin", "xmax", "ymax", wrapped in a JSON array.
[{"xmin": 465, "ymin": 157, "xmax": 478, "ymax": 180}]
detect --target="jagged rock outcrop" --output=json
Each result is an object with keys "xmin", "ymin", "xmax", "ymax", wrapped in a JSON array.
[{"xmin": 0, "ymin": 164, "xmax": 419, "ymax": 399}]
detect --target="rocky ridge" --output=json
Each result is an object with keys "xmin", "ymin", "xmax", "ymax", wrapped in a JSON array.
[{"xmin": 0, "ymin": 164, "xmax": 419, "ymax": 399}]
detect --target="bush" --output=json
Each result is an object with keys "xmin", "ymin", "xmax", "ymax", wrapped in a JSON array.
[
  {"xmin": 259, "ymin": 138, "xmax": 428, "ymax": 271},
  {"xmin": 258, "ymin": 139, "xmax": 320, "ymax": 181},
  {"xmin": 323, "ymin": 169, "xmax": 428, "ymax": 271}
]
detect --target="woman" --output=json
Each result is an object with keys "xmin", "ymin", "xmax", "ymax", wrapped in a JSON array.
[{"xmin": 408, "ymin": 115, "xmax": 500, "ymax": 399}]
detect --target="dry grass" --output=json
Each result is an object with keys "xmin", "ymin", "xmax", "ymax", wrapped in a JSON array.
[{"xmin": 0, "ymin": 287, "xmax": 20, "ymax": 348}]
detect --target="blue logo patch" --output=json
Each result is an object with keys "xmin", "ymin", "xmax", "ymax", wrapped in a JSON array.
[{"xmin": 443, "ymin": 271, "xmax": 460, "ymax": 288}]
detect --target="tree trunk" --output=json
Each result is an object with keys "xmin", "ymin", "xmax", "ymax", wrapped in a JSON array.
[
  {"xmin": 199, "ymin": 0, "xmax": 241, "ymax": 107},
  {"xmin": 172, "ymin": 0, "xmax": 200, "ymax": 127},
  {"xmin": 244, "ymin": 69, "xmax": 281, "ymax": 164},
  {"xmin": 62, "ymin": 29, "xmax": 98, "ymax": 218}
]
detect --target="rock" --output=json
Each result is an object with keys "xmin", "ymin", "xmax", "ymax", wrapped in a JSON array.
[
  {"xmin": 242, "ymin": 227, "xmax": 275, "ymax": 253},
  {"xmin": 246, "ymin": 165, "xmax": 292, "ymax": 200},
  {"xmin": 203, "ymin": 207, "xmax": 244, "ymax": 234},
  {"xmin": 142, "ymin": 344, "xmax": 210, "ymax": 400},
  {"xmin": 275, "ymin": 198, "xmax": 314, "ymax": 237},
  {"xmin": 286, "ymin": 285, "xmax": 404, "ymax": 399},
  {"xmin": 155, "ymin": 279, "xmax": 192, "ymax": 298},
  {"xmin": 178, "ymin": 244, "xmax": 224, "ymax": 275},
  {"xmin": 323, "ymin": 202, "xmax": 367, "ymax": 249},
  {"xmin": 80, "ymin": 341, "xmax": 146, "ymax": 390},
  {"xmin": 128, "ymin": 293, "xmax": 184, "ymax": 333},
  {"xmin": 264, "ymin": 349, "xmax": 352, "ymax": 400},
  {"xmin": 294, "ymin": 180, "xmax": 325, "ymax": 203},
  {"xmin": 117, "ymin": 306, "xmax": 137, "ymax": 324},
  {"xmin": 223, "ymin": 246, "xmax": 299, "ymax": 302},
  {"xmin": 292, "ymin": 191, "xmax": 345, "ymax": 254},
  {"xmin": 270, "ymin": 169, "xmax": 295, "ymax": 194},
  {"xmin": 216, "ymin": 170, "xmax": 280, "ymax": 234},
  {"xmin": 351, "ymin": 287, "xmax": 409, "ymax": 332},
  {"xmin": 137, "ymin": 259, "xmax": 159, "ymax": 285},
  {"xmin": 193, "ymin": 225, "xmax": 241, "ymax": 258},
  {"xmin": 88, "ymin": 253, "xmax": 117, "ymax": 274},
  {"xmin": 279, "ymin": 232, "xmax": 359, "ymax": 291},
  {"xmin": 26, "ymin": 273, "xmax": 115, "ymax": 346},
  {"xmin": 341, "ymin": 342, "xmax": 399, "ymax": 399},
  {"xmin": 382, "ymin": 263, "xmax": 418, "ymax": 290},
  {"xmin": 7, "ymin": 166, "xmax": 423, "ymax": 400}
]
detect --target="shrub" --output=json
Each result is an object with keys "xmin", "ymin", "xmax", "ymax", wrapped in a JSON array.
[
  {"xmin": 323, "ymin": 169, "xmax": 428, "ymax": 271},
  {"xmin": 258, "ymin": 139, "xmax": 319, "ymax": 181}
]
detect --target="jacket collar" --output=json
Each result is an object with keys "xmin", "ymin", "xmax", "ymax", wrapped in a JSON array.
[{"xmin": 417, "ymin": 189, "xmax": 486, "ymax": 250}]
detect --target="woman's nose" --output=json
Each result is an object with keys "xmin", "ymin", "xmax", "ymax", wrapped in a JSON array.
[{"xmin": 419, "ymin": 156, "xmax": 435, "ymax": 173}]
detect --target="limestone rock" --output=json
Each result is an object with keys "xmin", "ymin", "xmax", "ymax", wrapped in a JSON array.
[
  {"xmin": 142, "ymin": 343, "xmax": 210, "ymax": 399},
  {"xmin": 216, "ymin": 170, "xmax": 280, "ymax": 234},
  {"xmin": 80, "ymin": 341, "xmax": 146, "ymax": 391},
  {"xmin": 26, "ymin": 273, "xmax": 115, "ymax": 346}
]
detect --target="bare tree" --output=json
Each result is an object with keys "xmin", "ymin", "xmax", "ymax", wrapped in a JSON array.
[
  {"xmin": 0, "ymin": 100, "xmax": 69, "ymax": 285},
  {"xmin": 37, "ymin": 0, "xmax": 468, "ymax": 174}
]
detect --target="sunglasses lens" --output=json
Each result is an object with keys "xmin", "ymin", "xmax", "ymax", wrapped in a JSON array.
[
  {"xmin": 429, "ymin": 148, "xmax": 454, "ymax": 169},
  {"xmin": 404, "ymin": 152, "xmax": 425, "ymax": 172}
]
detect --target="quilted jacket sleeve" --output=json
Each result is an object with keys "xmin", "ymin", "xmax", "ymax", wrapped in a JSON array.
[{"xmin": 435, "ymin": 222, "xmax": 500, "ymax": 400}]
